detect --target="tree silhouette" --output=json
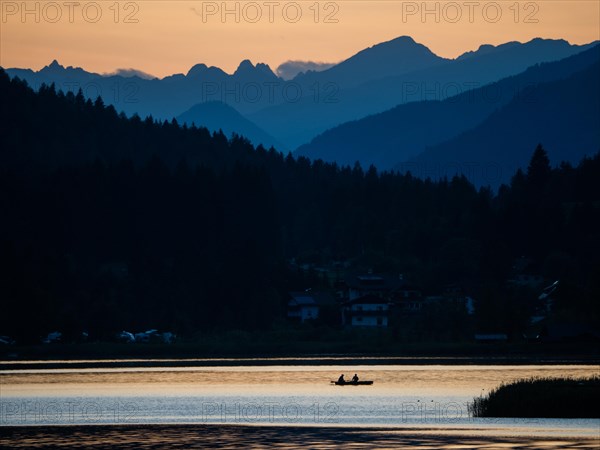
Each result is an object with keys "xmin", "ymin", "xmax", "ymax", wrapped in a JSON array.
[{"xmin": 527, "ymin": 143, "xmax": 551, "ymax": 189}]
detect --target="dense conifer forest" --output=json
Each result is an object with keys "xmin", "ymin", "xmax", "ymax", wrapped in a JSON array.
[{"xmin": 1, "ymin": 69, "xmax": 599, "ymax": 343}]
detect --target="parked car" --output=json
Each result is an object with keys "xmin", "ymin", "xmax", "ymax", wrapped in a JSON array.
[
  {"xmin": 42, "ymin": 331, "xmax": 62, "ymax": 344},
  {"xmin": 117, "ymin": 331, "xmax": 135, "ymax": 343},
  {"xmin": 0, "ymin": 335, "xmax": 16, "ymax": 345}
]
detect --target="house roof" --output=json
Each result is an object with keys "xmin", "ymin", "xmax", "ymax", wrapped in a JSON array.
[
  {"xmin": 344, "ymin": 294, "xmax": 390, "ymax": 306},
  {"xmin": 344, "ymin": 273, "xmax": 407, "ymax": 291},
  {"xmin": 288, "ymin": 291, "xmax": 336, "ymax": 307},
  {"xmin": 289, "ymin": 292, "xmax": 317, "ymax": 306},
  {"xmin": 474, "ymin": 334, "xmax": 508, "ymax": 341}
]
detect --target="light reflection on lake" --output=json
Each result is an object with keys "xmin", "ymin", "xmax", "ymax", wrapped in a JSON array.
[{"xmin": 1, "ymin": 363, "xmax": 598, "ymax": 438}]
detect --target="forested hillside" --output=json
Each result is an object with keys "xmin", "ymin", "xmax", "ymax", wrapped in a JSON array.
[{"xmin": 1, "ymin": 70, "xmax": 599, "ymax": 342}]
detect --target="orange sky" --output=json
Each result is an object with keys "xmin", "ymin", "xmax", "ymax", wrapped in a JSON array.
[{"xmin": 1, "ymin": 1, "xmax": 598, "ymax": 77}]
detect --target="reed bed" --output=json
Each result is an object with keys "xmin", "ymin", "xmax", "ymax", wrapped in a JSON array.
[{"xmin": 469, "ymin": 375, "xmax": 600, "ymax": 418}]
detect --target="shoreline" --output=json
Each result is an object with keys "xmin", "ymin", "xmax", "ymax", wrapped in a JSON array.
[
  {"xmin": 1, "ymin": 423, "xmax": 599, "ymax": 449},
  {"xmin": 2, "ymin": 354, "xmax": 600, "ymax": 371}
]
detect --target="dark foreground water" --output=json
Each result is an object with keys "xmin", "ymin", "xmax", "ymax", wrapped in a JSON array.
[{"xmin": 2, "ymin": 424, "xmax": 599, "ymax": 449}]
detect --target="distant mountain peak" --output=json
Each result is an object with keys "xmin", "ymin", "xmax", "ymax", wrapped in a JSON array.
[
  {"xmin": 478, "ymin": 44, "xmax": 496, "ymax": 51},
  {"xmin": 369, "ymin": 35, "xmax": 428, "ymax": 52},
  {"xmin": 44, "ymin": 59, "xmax": 65, "ymax": 71},
  {"xmin": 176, "ymin": 100, "xmax": 285, "ymax": 150},
  {"xmin": 39, "ymin": 59, "xmax": 92, "ymax": 75},
  {"xmin": 186, "ymin": 63, "xmax": 227, "ymax": 78},
  {"xmin": 457, "ymin": 42, "xmax": 517, "ymax": 60},
  {"xmin": 457, "ymin": 38, "xmax": 575, "ymax": 61},
  {"xmin": 389, "ymin": 35, "xmax": 416, "ymax": 44},
  {"xmin": 186, "ymin": 63, "xmax": 208, "ymax": 77},
  {"xmin": 255, "ymin": 62, "xmax": 273, "ymax": 72},
  {"xmin": 233, "ymin": 60, "xmax": 277, "ymax": 78},
  {"xmin": 346, "ymin": 35, "xmax": 441, "ymax": 64},
  {"xmin": 235, "ymin": 59, "xmax": 255, "ymax": 73},
  {"xmin": 529, "ymin": 37, "xmax": 568, "ymax": 44}
]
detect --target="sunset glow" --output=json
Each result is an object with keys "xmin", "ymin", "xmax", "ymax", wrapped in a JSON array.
[{"xmin": 1, "ymin": 1, "xmax": 599, "ymax": 76}]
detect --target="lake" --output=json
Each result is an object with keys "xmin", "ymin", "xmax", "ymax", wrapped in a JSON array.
[{"xmin": 1, "ymin": 361, "xmax": 598, "ymax": 437}]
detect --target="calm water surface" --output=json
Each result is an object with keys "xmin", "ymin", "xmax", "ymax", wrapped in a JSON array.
[{"xmin": 1, "ymin": 362, "xmax": 598, "ymax": 438}]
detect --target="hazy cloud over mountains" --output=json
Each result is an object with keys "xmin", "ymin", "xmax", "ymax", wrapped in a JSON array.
[
  {"xmin": 276, "ymin": 60, "xmax": 335, "ymax": 80},
  {"xmin": 103, "ymin": 68, "xmax": 157, "ymax": 80}
]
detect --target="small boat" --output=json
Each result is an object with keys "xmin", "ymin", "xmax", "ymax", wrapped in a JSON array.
[{"xmin": 331, "ymin": 380, "xmax": 374, "ymax": 386}]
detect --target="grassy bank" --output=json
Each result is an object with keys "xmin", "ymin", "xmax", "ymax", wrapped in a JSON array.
[{"xmin": 469, "ymin": 376, "xmax": 600, "ymax": 418}]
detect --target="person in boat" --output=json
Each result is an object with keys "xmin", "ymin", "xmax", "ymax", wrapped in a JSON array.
[
  {"xmin": 352, "ymin": 374, "xmax": 359, "ymax": 382},
  {"xmin": 338, "ymin": 374, "xmax": 345, "ymax": 383}
]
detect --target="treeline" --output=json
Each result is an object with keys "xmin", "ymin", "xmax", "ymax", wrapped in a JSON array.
[{"xmin": 0, "ymin": 69, "xmax": 599, "ymax": 342}]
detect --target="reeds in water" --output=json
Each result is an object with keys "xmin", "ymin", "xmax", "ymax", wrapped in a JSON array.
[{"xmin": 468, "ymin": 375, "xmax": 600, "ymax": 418}]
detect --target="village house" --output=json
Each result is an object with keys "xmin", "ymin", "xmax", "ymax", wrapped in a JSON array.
[
  {"xmin": 287, "ymin": 292, "xmax": 319, "ymax": 323},
  {"xmin": 391, "ymin": 283, "xmax": 425, "ymax": 314},
  {"xmin": 344, "ymin": 272, "xmax": 405, "ymax": 301},
  {"xmin": 424, "ymin": 285, "xmax": 475, "ymax": 315},
  {"xmin": 340, "ymin": 272, "xmax": 418, "ymax": 327},
  {"xmin": 342, "ymin": 294, "xmax": 391, "ymax": 327}
]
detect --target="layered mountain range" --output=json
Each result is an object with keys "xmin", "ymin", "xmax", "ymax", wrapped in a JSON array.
[
  {"xmin": 297, "ymin": 44, "xmax": 600, "ymax": 186},
  {"xmin": 5, "ymin": 36, "xmax": 598, "ymax": 186}
]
